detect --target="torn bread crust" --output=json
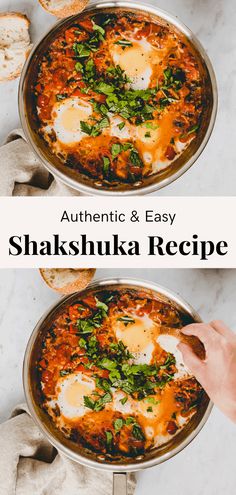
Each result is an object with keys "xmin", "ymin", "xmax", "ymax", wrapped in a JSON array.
[
  {"xmin": 0, "ymin": 12, "xmax": 31, "ymax": 82},
  {"xmin": 38, "ymin": 0, "xmax": 89, "ymax": 18},
  {"xmin": 158, "ymin": 326, "xmax": 206, "ymax": 360},
  {"xmin": 39, "ymin": 268, "xmax": 96, "ymax": 294}
]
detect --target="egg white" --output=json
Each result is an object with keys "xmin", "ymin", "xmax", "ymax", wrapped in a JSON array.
[
  {"xmin": 110, "ymin": 37, "xmax": 156, "ymax": 90},
  {"xmin": 53, "ymin": 372, "xmax": 96, "ymax": 420},
  {"xmin": 157, "ymin": 334, "xmax": 190, "ymax": 378},
  {"xmin": 50, "ymin": 97, "xmax": 93, "ymax": 145}
]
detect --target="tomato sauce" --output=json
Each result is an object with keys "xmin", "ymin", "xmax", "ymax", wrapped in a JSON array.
[
  {"xmin": 33, "ymin": 9, "xmax": 206, "ymax": 187},
  {"xmin": 37, "ymin": 288, "xmax": 204, "ymax": 457}
]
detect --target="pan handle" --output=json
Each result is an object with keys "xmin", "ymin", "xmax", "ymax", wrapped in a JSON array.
[{"xmin": 113, "ymin": 472, "xmax": 127, "ymax": 495}]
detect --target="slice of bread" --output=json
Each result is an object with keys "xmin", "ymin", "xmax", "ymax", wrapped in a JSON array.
[
  {"xmin": 0, "ymin": 13, "xmax": 31, "ymax": 82},
  {"xmin": 39, "ymin": 268, "xmax": 96, "ymax": 294},
  {"xmin": 158, "ymin": 326, "xmax": 205, "ymax": 360},
  {"xmin": 38, "ymin": 0, "xmax": 89, "ymax": 18}
]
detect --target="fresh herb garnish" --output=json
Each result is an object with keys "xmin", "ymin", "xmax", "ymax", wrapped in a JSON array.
[
  {"xmin": 145, "ymin": 397, "xmax": 160, "ymax": 405},
  {"xmin": 84, "ymin": 392, "xmax": 112, "ymax": 412},
  {"xmin": 120, "ymin": 396, "xmax": 128, "ymax": 405},
  {"xmin": 60, "ymin": 369, "xmax": 71, "ymax": 377},
  {"xmin": 111, "ymin": 143, "xmax": 122, "ymax": 159},
  {"xmin": 79, "ymin": 337, "xmax": 87, "ymax": 349},
  {"xmin": 75, "ymin": 61, "xmax": 83, "ymax": 72},
  {"xmin": 114, "ymin": 418, "xmax": 124, "ymax": 432},
  {"xmin": 73, "ymin": 43, "xmax": 91, "ymax": 58},
  {"xmin": 117, "ymin": 315, "xmax": 135, "ymax": 326},
  {"xmin": 103, "ymin": 156, "xmax": 110, "ymax": 174},
  {"xmin": 56, "ymin": 94, "xmax": 67, "ymax": 101},
  {"xmin": 105, "ymin": 431, "xmax": 113, "ymax": 448},
  {"xmin": 118, "ymin": 122, "xmax": 125, "ymax": 130},
  {"xmin": 145, "ymin": 122, "xmax": 159, "ymax": 130},
  {"xmin": 132, "ymin": 423, "xmax": 145, "ymax": 440},
  {"xmin": 77, "ymin": 319, "xmax": 95, "ymax": 334},
  {"xmin": 187, "ymin": 124, "xmax": 199, "ymax": 135},
  {"xmin": 80, "ymin": 117, "xmax": 109, "ymax": 137},
  {"xmin": 130, "ymin": 148, "xmax": 144, "ymax": 167},
  {"xmin": 92, "ymin": 23, "xmax": 105, "ymax": 37},
  {"xmin": 115, "ymin": 39, "xmax": 133, "ymax": 48},
  {"xmin": 95, "ymin": 297, "xmax": 108, "ymax": 314}
]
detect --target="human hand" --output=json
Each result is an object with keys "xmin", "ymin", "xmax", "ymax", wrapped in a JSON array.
[{"xmin": 178, "ymin": 320, "xmax": 236, "ymax": 422}]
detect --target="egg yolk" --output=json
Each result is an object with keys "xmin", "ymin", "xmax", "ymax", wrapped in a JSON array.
[
  {"xmin": 62, "ymin": 376, "xmax": 94, "ymax": 409},
  {"xmin": 60, "ymin": 104, "xmax": 91, "ymax": 132},
  {"xmin": 114, "ymin": 313, "xmax": 157, "ymax": 353},
  {"xmin": 111, "ymin": 39, "xmax": 156, "ymax": 89}
]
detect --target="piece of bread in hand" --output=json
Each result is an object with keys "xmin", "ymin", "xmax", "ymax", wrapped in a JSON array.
[
  {"xmin": 39, "ymin": 268, "xmax": 96, "ymax": 294},
  {"xmin": 158, "ymin": 326, "xmax": 205, "ymax": 360},
  {"xmin": 0, "ymin": 12, "xmax": 31, "ymax": 82},
  {"xmin": 38, "ymin": 0, "xmax": 89, "ymax": 18}
]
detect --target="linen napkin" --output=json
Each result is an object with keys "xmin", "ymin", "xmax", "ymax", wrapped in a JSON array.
[
  {"xmin": 0, "ymin": 129, "xmax": 81, "ymax": 196},
  {"xmin": 0, "ymin": 404, "xmax": 136, "ymax": 495}
]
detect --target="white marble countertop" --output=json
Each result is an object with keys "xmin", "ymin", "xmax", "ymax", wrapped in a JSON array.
[
  {"xmin": 0, "ymin": 268, "xmax": 236, "ymax": 494},
  {"xmin": 0, "ymin": 0, "xmax": 235, "ymax": 195}
]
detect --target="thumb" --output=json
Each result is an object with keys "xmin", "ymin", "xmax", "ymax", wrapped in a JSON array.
[{"xmin": 178, "ymin": 343, "xmax": 204, "ymax": 381}]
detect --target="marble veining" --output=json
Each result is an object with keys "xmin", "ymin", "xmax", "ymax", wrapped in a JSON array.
[
  {"xmin": 0, "ymin": 268, "xmax": 236, "ymax": 494},
  {"xmin": 0, "ymin": 0, "xmax": 235, "ymax": 195}
]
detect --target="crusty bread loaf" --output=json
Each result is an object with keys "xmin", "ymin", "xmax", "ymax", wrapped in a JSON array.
[
  {"xmin": 0, "ymin": 13, "xmax": 31, "ymax": 82},
  {"xmin": 38, "ymin": 0, "xmax": 88, "ymax": 18},
  {"xmin": 39, "ymin": 268, "xmax": 96, "ymax": 294}
]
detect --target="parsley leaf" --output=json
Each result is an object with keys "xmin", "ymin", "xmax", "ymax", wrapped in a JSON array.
[
  {"xmin": 115, "ymin": 39, "xmax": 133, "ymax": 48},
  {"xmin": 93, "ymin": 23, "xmax": 105, "ymax": 37},
  {"xmin": 105, "ymin": 431, "xmax": 113, "ymax": 448},
  {"xmin": 80, "ymin": 117, "xmax": 109, "ymax": 137},
  {"xmin": 114, "ymin": 418, "xmax": 124, "ymax": 432},
  {"xmin": 117, "ymin": 315, "xmax": 135, "ymax": 326},
  {"xmin": 132, "ymin": 424, "xmax": 145, "ymax": 440},
  {"xmin": 103, "ymin": 156, "xmax": 110, "ymax": 174}
]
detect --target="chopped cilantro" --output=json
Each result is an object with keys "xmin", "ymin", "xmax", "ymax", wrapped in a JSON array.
[
  {"xmin": 187, "ymin": 124, "xmax": 199, "ymax": 135},
  {"xmin": 99, "ymin": 358, "xmax": 117, "ymax": 371},
  {"xmin": 80, "ymin": 117, "xmax": 109, "ymax": 137},
  {"xmin": 130, "ymin": 148, "xmax": 144, "ymax": 167},
  {"xmin": 60, "ymin": 369, "xmax": 71, "ymax": 377},
  {"xmin": 115, "ymin": 39, "xmax": 133, "ymax": 48},
  {"xmin": 75, "ymin": 61, "xmax": 83, "ymax": 72},
  {"xmin": 105, "ymin": 431, "xmax": 113, "ymax": 448},
  {"xmin": 103, "ymin": 156, "xmax": 110, "ymax": 174},
  {"xmin": 111, "ymin": 143, "xmax": 122, "ymax": 159},
  {"xmin": 92, "ymin": 23, "xmax": 105, "ymax": 37},
  {"xmin": 145, "ymin": 122, "xmax": 159, "ymax": 130},
  {"xmin": 84, "ymin": 392, "xmax": 112, "ymax": 412},
  {"xmin": 117, "ymin": 315, "xmax": 135, "ymax": 326},
  {"xmin": 132, "ymin": 424, "xmax": 145, "ymax": 441},
  {"xmin": 56, "ymin": 94, "xmax": 67, "ymax": 101},
  {"xmin": 118, "ymin": 122, "xmax": 125, "ymax": 130},
  {"xmin": 145, "ymin": 397, "xmax": 160, "ymax": 405},
  {"xmin": 114, "ymin": 418, "xmax": 124, "ymax": 432},
  {"xmin": 79, "ymin": 337, "xmax": 87, "ymax": 349}
]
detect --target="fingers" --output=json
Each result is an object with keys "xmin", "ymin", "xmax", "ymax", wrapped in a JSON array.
[
  {"xmin": 178, "ymin": 343, "xmax": 204, "ymax": 381},
  {"xmin": 210, "ymin": 320, "xmax": 235, "ymax": 340},
  {"xmin": 181, "ymin": 323, "xmax": 216, "ymax": 348}
]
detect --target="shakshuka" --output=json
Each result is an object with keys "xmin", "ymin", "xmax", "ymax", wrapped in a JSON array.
[
  {"xmin": 34, "ymin": 9, "xmax": 207, "ymax": 186},
  {"xmin": 37, "ymin": 287, "xmax": 204, "ymax": 457}
]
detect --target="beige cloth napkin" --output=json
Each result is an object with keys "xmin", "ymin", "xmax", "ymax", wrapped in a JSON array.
[
  {"xmin": 0, "ymin": 404, "xmax": 136, "ymax": 495},
  {"xmin": 0, "ymin": 129, "xmax": 81, "ymax": 196}
]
